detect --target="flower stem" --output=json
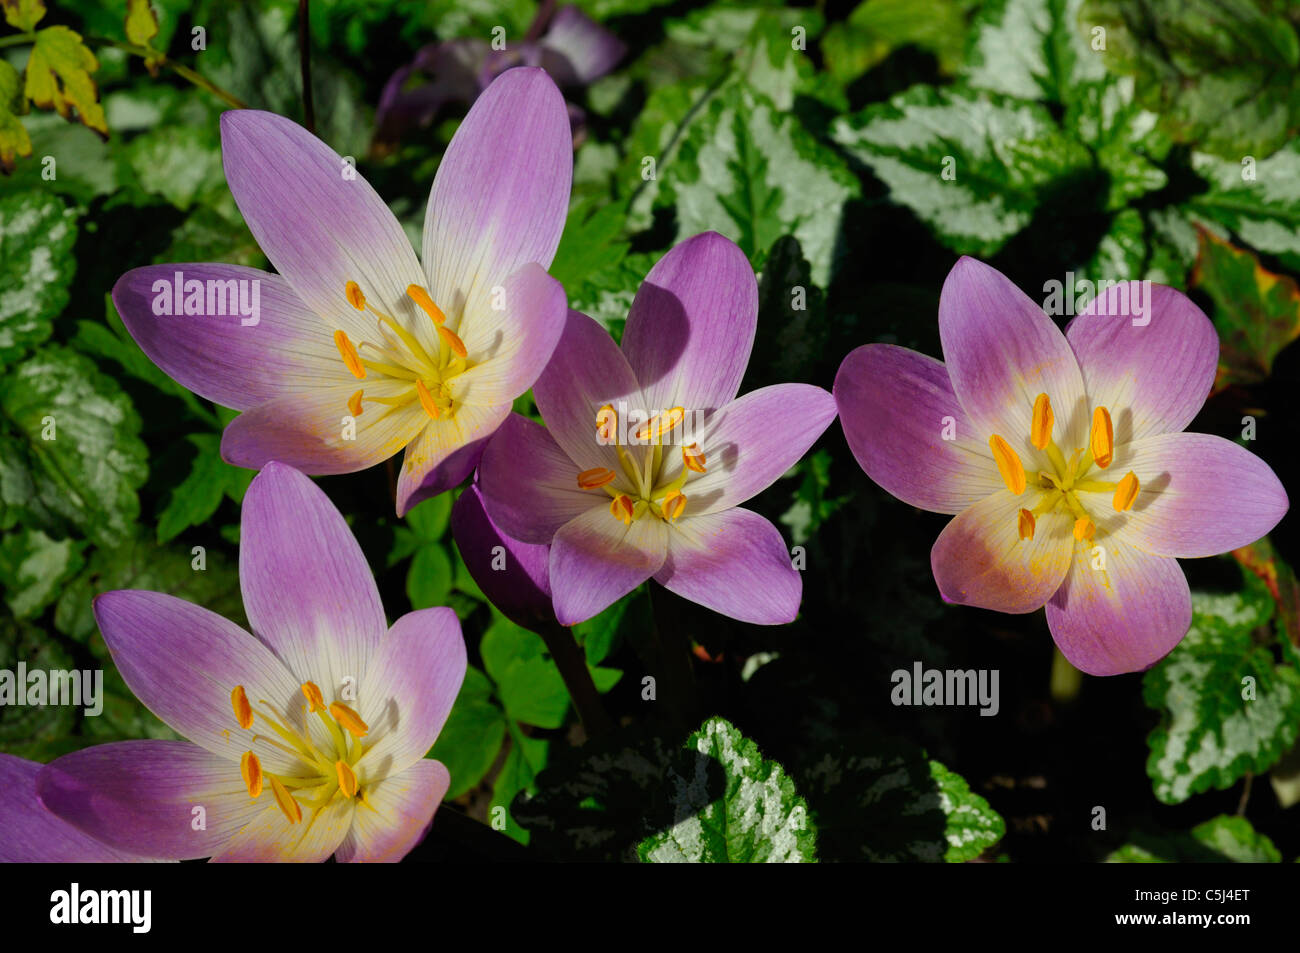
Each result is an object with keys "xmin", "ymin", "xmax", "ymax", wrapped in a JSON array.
[
  {"xmin": 537, "ymin": 622, "xmax": 615, "ymax": 738},
  {"xmin": 646, "ymin": 586, "xmax": 698, "ymax": 727},
  {"xmin": 85, "ymin": 37, "xmax": 249, "ymax": 110},
  {"xmin": 0, "ymin": 33, "xmax": 36, "ymax": 49}
]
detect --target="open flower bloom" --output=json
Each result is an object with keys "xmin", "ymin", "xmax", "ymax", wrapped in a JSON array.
[
  {"xmin": 478, "ymin": 232, "xmax": 837, "ymax": 626},
  {"xmin": 0, "ymin": 754, "xmax": 156, "ymax": 862},
  {"xmin": 834, "ymin": 257, "xmax": 1289, "ymax": 676},
  {"xmin": 112, "ymin": 67, "xmax": 571, "ymax": 515},
  {"xmin": 36, "ymin": 463, "xmax": 466, "ymax": 862}
]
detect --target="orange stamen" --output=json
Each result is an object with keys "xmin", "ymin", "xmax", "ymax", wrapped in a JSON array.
[
  {"xmin": 577, "ymin": 467, "xmax": 617, "ymax": 489},
  {"xmin": 661, "ymin": 490, "xmax": 686, "ymax": 523},
  {"xmin": 329, "ymin": 702, "xmax": 369, "ymax": 738},
  {"xmin": 415, "ymin": 379, "xmax": 440, "ymax": 419},
  {"xmin": 437, "ymin": 325, "xmax": 468, "ymax": 359},
  {"xmin": 240, "ymin": 751, "xmax": 263, "ymax": 799},
  {"xmin": 231, "ymin": 685, "xmax": 253, "ymax": 730},
  {"xmin": 269, "ymin": 775, "xmax": 302, "ymax": 824},
  {"xmin": 1030, "ymin": 393, "xmax": 1053, "ymax": 450},
  {"xmin": 334, "ymin": 329, "xmax": 366, "ymax": 380},
  {"xmin": 1091, "ymin": 406, "xmax": 1114, "ymax": 469},
  {"xmin": 301, "ymin": 682, "xmax": 325, "ymax": 714},
  {"xmin": 336, "ymin": 760, "xmax": 358, "ymax": 798},
  {"xmin": 682, "ymin": 443, "xmax": 707, "ymax": 473},
  {"xmin": 989, "ymin": 434, "xmax": 1027, "ymax": 495},
  {"xmin": 406, "ymin": 285, "xmax": 445, "ymax": 325},
  {"xmin": 347, "ymin": 389, "xmax": 364, "ymax": 417},
  {"xmin": 1017, "ymin": 508, "xmax": 1035, "ymax": 541},
  {"xmin": 1113, "ymin": 471, "xmax": 1139, "ymax": 511},
  {"xmin": 609, "ymin": 494, "xmax": 634, "ymax": 526}
]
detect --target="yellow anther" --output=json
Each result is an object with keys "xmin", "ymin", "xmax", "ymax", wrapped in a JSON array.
[
  {"xmin": 1090, "ymin": 406, "xmax": 1114, "ymax": 469},
  {"xmin": 610, "ymin": 494, "xmax": 634, "ymax": 526},
  {"xmin": 329, "ymin": 702, "xmax": 369, "ymax": 739},
  {"xmin": 1017, "ymin": 508, "xmax": 1035, "ymax": 541},
  {"xmin": 334, "ymin": 329, "xmax": 366, "ymax": 380},
  {"xmin": 635, "ymin": 407, "xmax": 685, "ymax": 442},
  {"xmin": 301, "ymin": 682, "xmax": 325, "ymax": 714},
  {"xmin": 240, "ymin": 751, "xmax": 263, "ymax": 799},
  {"xmin": 1113, "ymin": 471, "xmax": 1139, "ymax": 512},
  {"xmin": 269, "ymin": 775, "xmax": 302, "ymax": 824},
  {"xmin": 682, "ymin": 443, "xmax": 707, "ymax": 473},
  {"xmin": 406, "ymin": 284, "xmax": 445, "ymax": 325},
  {"xmin": 345, "ymin": 281, "xmax": 366, "ymax": 311},
  {"xmin": 988, "ymin": 434, "xmax": 1027, "ymax": 495},
  {"xmin": 437, "ymin": 324, "xmax": 468, "ymax": 359},
  {"xmin": 347, "ymin": 389, "xmax": 364, "ymax": 417},
  {"xmin": 335, "ymin": 760, "xmax": 358, "ymax": 798},
  {"xmin": 415, "ymin": 379, "xmax": 440, "ymax": 419},
  {"xmin": 661, "ymin": 490, "xmax": 686, "ymax": 523},
  {"xmin": 596, "ymin": 405, "xmax": 617, "ymax": 443},
  {"xmin": 577, "ymin": 467, "xmax": 616, "ymax": 489},
  {"xmin": 1073, "ymin": 517, "xmax": 1095, "ymax": 541},
  {"xmin": 1030, "ymin": 393, "xmax": 1053, "ymax": 450},
  {"xmin": 231, "ymin": 685, "xmax": 253, "ymax": 731}
]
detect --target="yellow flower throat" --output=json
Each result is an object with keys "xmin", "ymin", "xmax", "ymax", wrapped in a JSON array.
[
  {"xmin": 577, "ymin": 404, "xmax": 709, "ymax": 526},
  {"xmin": 989, "ymin": 393, "xmax": 1140, "ymax": 544},
  {"xmin": 332, "ymin": 280, "xmax": 471, "ymax": 423},
  {"xmin": 229, "ymin": 683, "xmax": 372, "ymax": 825}
]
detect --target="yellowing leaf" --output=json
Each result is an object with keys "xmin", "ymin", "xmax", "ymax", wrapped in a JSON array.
[
  {"xmin": 1, "ymin": 0, "xmax": 45, "ymax": 32},
  {"xmin": 125, "ymin": 0, "xmax": 163, "ymax": 75},
  {"xmin": 24, "ymin": 25, "xmax": 107, "ymax": 138},
  {"xmin": 0, "ymin": 60, "xmax": 31, "ymax": 173}
]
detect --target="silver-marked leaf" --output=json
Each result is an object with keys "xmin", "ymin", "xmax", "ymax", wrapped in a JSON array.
[
  {"xmin": 1108, "ymin": 814, "xmax": 1282, "ymax": 863},
  {"xmin": 637, "ymin": 716, "xmax": 817, "ymax": 863},
  {"xmin": 1143, "ymin": 572, "xmax": 1300, "ymax": 805},
  {"xmin": 0, "ymin": 191, "xmax": 77, "ymax": 368},
  {"xmin": 965, "ymin": 0, "xmax": 1106, "ymax": 103}
]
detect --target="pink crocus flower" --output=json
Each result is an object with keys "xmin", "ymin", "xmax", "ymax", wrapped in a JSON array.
[
  {"xmin": 112, "ymin": 67, "xmax": 572, "ymax": 515},
  {"xmin": 834, "ymin": 258, "xmax": 1289, "ymax": 676},
  {"xmin": 477, "ymin": 232, "xmax": 837, "ymax": 626},
  {"xmin": 36, "ymin": 463, "xmax": 466, "ymax": 862},
  {"xmin": 0, "ymin": 754, "xmax": 156, "ymax": 862}
]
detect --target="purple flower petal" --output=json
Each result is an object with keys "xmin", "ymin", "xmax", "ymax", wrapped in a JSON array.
[
  {"xmin": 394, "ymin": 402, "xmax": 511, "ymax": 516},
  {"xmin": 208, "ymin": 796, "xmax": 355, "ymax": 862},
  {"xmin": 451, "ymin": 483, "xmax": 557, "ymax": 629},
  {"xmin": 679, "ymin": 383, "xmax": 837, "ymax": 516},
  {"xmin": 239, "ymin": 463, "xmax": 387, "ymax": 692},
  {"xmin": 930, "ymin": 492, "xmax": 1074, "ymax": 613},
  {"xmin": 450, "ymin": 262, "xmax": 568, "ymax": 408},
  {"xmin": 421, "ymin": 67, "xmax": 571, "ymax": 321},
  {"xmin": 112, "ymin": 265, "xmax": 344, "ymax": 413},
  {"xmin": 478, "ymin": 413, "xmax": 601, "ymax": 544},
  {"xmin": 1066, "ymin": 282, "xmax": 1219, "ymax": 442},
  {"xmin": 93, "ymin": 590, "xmax": 308, "ymax": 773},
  {"xmin": 550, "ymin": 508, "xmax": 669, "ymax": 625},
  {"xmin": 1, "ymin": 753, "xmax": 153, "ymax": 861},
  {"xmin": 1045, "ymin": 541, "xmax": 1191, "ymax": 676},
  {"xmin": 220, "ymin": 110, "xmax": 427, "ymax": 347},
  {"xmin": 356, "ymin": 608, "xmax": 466, "ymax": 780},
  {"xmin": 656, "ymin": 508, "xmax": 800, "ymax": 624},
  {"xmin": 335, "ymin": 759, "xmax": 450, "ymax": 863},
  {"xmin": 220, "ymin": 379, "xmax": 429, "ymax": 476},
  {"xmin": 1080, "ymin": 432, "xmax": 1289, "ymax": 558},
  {"xmin": 939, "ymin": 257, "xmax": 1089, "ymax": 456},
  {"xmin": 539, "ymin": 6, "xmax": 626, "ymax": 85},
  {"xmin": 533, "ymin": 309, "xmax": 644, "ymax": 472},
  {"xmin": 620, "ymin": 232, "xmax": 758, "ymax": 416},
  {"xmin": 35, "ymin": 741, "xmax": 261, "ymax": 860},
  {"xmin": 834, "ymin": 344, "xmax": 1003, "ymax": 513}
]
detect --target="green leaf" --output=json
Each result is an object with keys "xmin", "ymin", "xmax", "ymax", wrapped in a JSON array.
[
  {"xmin": 1143, "ymin": 571, "xmax": 1300, "ymax": 804},
  {"xmin": 0, "ymin": 191, "xmax": 77, "ymax": 368},
  {"xmin": 405, "ymin": 493, "xmax": 451, "ymax": 542},
  {"xmin": 930, "ymin": 760, "xmax": 1006, "ymax": 862},
  {"xmin": 481, "ymin": 616, "xmax": 571, "ymax": 729},
  {"xmin": 0, "ymin": 616, "xmax": 79, "ymax": 761},
  {"xmin": 1184, "ymin": 142, "xmax": 1300, "ymax": 259},
  {"xmin": 823, "ymin": 0, "xmax": 969, "ymax": 84},
  {"xmin": 429, "ymin": 666, "xmax": 508, "ymax": 800},
  {"xmin": 0, "ymin": 59, "xmax": 32, "ymax": 173},
  {"xmin": 54, "ymin": 534, "xmax": 244, "ymax": 645},
  {"xmin": 572, "ymin": 596, "xmax": 629, "ymax": 666},
  {"xmin": 549, "ymin": 197, "xmax": 631, "ymax": 307},
  {"xmin": 965, "ymin": 0, "xmax": 1105, "ymax": 103},
  {"xmin": 1083, "ymin": 0, "xmax": 1300, "ymax": 159},
  {"xmin": 832, "ymin": 85, "xmax": 1092, "ymax": 257},
  {"xmin": 1189, "ymin": 229, "xmax": 1300, "ymax": 387},
  {"xmin": 1108, "ymin": 815, "xmax": 1282, "ymax": 863},
  {"xmin": 406, "ymin": 542, "xmax": 452, "ymax": 611},
  {"xmin": 124, "ymin": 0, "xmax": 162, "ymax": 71},
  {"xmin": 0, "ymin": 346, "xmax": 149, "ymax": 548},
  {"xmin": 637, "ymin": 716, "xmax": 817, "ymax": 862},
  {"xmin": 156, "ymin": 434, "xmax": 238, "ymax": 543},
  {"xmin": 122, "ymin": 124, "xmax": 226, "ymax": 211},
  {"xmin": 0, "ymin": 527, "xmax": 85, "ymax": 619},
  {"xmin": 25, "ymin": 25, "xmax": 107, "ymax": 137},
  {"xmin": 492, "ymin": 724, "xmax": 548, "ymax": 844},
  {"xmin": 1, "ymin": 0, "xmax": 45, "ymax": 33},
  {"xmin": 667, "ymin": 85, "xmax": 860, "ymax": 284}
]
